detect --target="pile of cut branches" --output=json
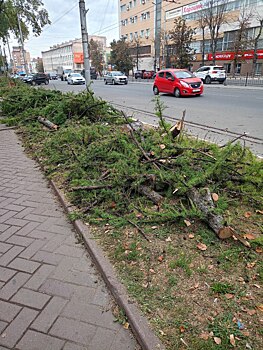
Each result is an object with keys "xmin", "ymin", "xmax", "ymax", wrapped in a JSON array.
[{"xmin": 1, "ymin": 78, "xmax": 262, "ymax": 350}]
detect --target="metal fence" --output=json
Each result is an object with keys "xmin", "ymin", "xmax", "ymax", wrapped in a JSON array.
[{"xmin": 225, "ymin": 74, "xmax": 263, "ymax": 87}]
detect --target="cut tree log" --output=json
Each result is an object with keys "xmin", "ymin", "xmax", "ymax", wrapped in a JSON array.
[
  {"xmin": 138, "ymin": 185, "xmax": 164, "ymax": 206},
  {"xmin": 187, "ymin": 187, "xmax": 233, "ymax": 239},
  {"xmin": 37, "ymin": 116, "xmax": 59, "ymax": 130},
  {"xmin": 71, "ymin": 184, "xmax": 113, "ymax": 191}
]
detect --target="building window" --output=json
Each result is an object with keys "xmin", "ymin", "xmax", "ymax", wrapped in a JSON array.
[
  {"xmin": 145, "ymin": 28, "xmax": 150, "ymax": 38},
  {"xmin": 190, "ymin": 41, "xmax": 200, "ymax": 53},
  {"xmin": 140, "ymin": 29, "xmax": 144, "ymax": 37},
  {"xmin": 224, "ymin": 63, "xmax": 231, "ymax": 74},
  {"xmin": 133, "ymin": 0, "xmax": 137, "ymax": 6},
  {"xmin": 255, "ymin": 63, "xmax": 262, "ymax": 75},
  {"xmin": 130, "ymin": 33, "xmax": 133, "ymax": 41},
  {"xmin": 223, "ymin": 31, "xmax": 235, "ymax": 51},
  {"xmin": 121, "ymin": 4, "xmax": 126, "ymax": 12},
  {"xmin": 141, "ymin": 11, "xmax": 150, "ymax": 21},
  {"xmin": 235, "ymin": 63, "xmax": 242, "ymax": 74}
]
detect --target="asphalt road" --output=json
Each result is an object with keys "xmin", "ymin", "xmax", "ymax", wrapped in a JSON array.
[{"xmin": 46, "ymin": 79, "xmax": 263, "ymax": 157}]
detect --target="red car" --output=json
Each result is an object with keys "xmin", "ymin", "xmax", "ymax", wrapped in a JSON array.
[
  {"xmin": 143, "ymin": 70, "xmax": 155, "ymax": 79},
  {"xmin": 153, "ymin": 69, "xmax": 204, "ymax": 97}
]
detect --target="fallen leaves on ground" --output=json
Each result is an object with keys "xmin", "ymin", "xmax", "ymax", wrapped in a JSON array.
[
  {"xmin": 212, "ymin": 193, "xmax": 219, "ymax": 202},
  {"xmin": 243, "ymin": 233, "xmax": 256, "ymax": 240},
  {"xmin": 230, "ymin": 334, "xmax": 236, "ymax": 347},
  {"xmin": 197, "ymin": 242, "xmax": 207, "ymax": 251},
  {"xmin": 214, "ymin": 336, "xmax": 222, "ymax": 345}
]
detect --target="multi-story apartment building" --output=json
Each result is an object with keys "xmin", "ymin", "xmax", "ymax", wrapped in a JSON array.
[
  {"xmin": 119, "ymin": 0, "xmax": 263, "ymax": 75},
  {"xmin": 42, "ymin": 36, "xmax": 107, "ymax": 74},
  {"xmin": 12, "ymin": 46, "xmax": 31, "ymax": 73}
]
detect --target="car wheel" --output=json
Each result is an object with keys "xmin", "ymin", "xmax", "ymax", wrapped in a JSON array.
[
  {"xmin": 67, "ymin": 81, "xmax": 70, "ymax": 84},
  {"xmin": 174, "ymin": 88, "xmax": 181, "ymax": 98},
  {"xmin": 104, "ymin": 80, "xmax": 107, "ymax": 85},
  {"xmin": 124, "ymin": 81, "xmax": 128, "ymax": 85},
  {"xmin": 112, "ymin": 79, "xmax": 116, "ymax": 85},
  {"xmin": 32, "ymin": 81, "xmax": 36, "ymax": 86},
  {"xmin": 205, "ymin": 76, "xmax": 211, "ymax": 84},
  {"xmin": 219, "ymin": 81, "xmax": 224, "ymax": 84},
  {"xmin": 45, "ymin": 80, "xmax": 49, "ymax": 85},
  {"xmin": 153, "ymin": 86, "xmax": 159, "ymax": 95}
]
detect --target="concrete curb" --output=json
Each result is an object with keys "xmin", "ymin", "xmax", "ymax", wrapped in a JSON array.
[{"xmin": 50, "ymin": 180, "xmax": 165, "ymax": 350}]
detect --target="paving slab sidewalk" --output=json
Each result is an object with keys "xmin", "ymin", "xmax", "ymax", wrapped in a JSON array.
[{"xmin": 0, "ymin": 124, "xmax": 139, "ymax": 350}]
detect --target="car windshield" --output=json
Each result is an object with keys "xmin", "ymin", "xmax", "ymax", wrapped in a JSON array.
[
  {"xmin": 173, "ymin": 71, "xmax": 194, "ymax": 79},
  {"xmin": 112, "ymin": 72, "xmax": 123, "ymax": 76},
  {"xmin": 71, "ymin": 73, "xmax": 81, "ymax": 77}
]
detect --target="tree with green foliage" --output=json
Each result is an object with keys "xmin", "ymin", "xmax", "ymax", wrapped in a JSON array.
[
  {"xmin": 109, "ymin": 38, "xmax": 133, "ymax": 75},
  {"xmin": 89, "ymin": 39, "xmax": 104, "ymax": 76},
  {"xmin": 0, "ymin": 0, "xmax": 50, "ymax": 41},
  {"xmin": 169, "ymin": 17, "xmax": 195, "ymax": 69}
]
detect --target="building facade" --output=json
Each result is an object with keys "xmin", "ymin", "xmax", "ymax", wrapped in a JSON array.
[
  {"xmin": 12, "ymin": 46, "xmax": 31, "ymax": 73},
  {"xmin": 119, "ymin": 0, "xmax": 263, "ymax": 75},
  {"xmin": 42, "ymin": 36, "xmax": 107, "ymax": 74}
]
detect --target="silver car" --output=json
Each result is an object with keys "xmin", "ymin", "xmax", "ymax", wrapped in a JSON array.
[
  {"xmin": 104, "ymin": 71, "xmax": 128, "ymax": 85},
  {"xmin": 67, "ymin": 73, "xmax": 86, "ymax": 85}
]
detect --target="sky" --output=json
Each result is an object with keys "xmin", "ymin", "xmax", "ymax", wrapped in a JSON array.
[{"xmin": 13, "ymin": 0, "xmax": 120, "ymax": 58}]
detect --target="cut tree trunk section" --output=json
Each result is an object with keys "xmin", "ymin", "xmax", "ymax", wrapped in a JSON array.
[
  {"xmin": 187, "ymin": 187, "xmax": 233, "ymax": 239},
  {"xmin": 37, "ymin": 117, "xmax": 58, "ymax": 130},
  {"xmin": 138, "ymin": 185, "xmax": 164, "ymax": 206}
]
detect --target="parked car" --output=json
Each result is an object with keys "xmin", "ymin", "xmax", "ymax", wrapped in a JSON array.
[
  {"xmin": 21, "ymin": 74, "xmax": 33, "ymax": 82},
  {"xmin": 104, "ymin": 71, "xmax": 128, "ymax": 85},
  {"xmin": 81, "ymin": 68, "xmax": 98, "ymax": 80},
  {"xmin": 194, "ymin": 65, "xmax": 226, "ymax": 84},
  {"xmin": 49, "ymin": 72, "xmax": 58, "ymax": 80},
  {"xmin": 143, "ymin": 70, "xmax": 155, "ymax": 79},
  {"xmin": 67, "ymin": 73, "xmax": 86, "ymax": 85},
  {"xmin": 153, "ymin": 69, "xmax": 203, "ymax": 97},
  {"xmin": 62, "ymin": 69, "xmax": 72, "ymax": 81},
  {"xmin": 25, "ymin": 73, "xmax": 49, "ymax": 86},
  {"xmin": 134, "ymin": 70, "xmax": 143, "ymax": 79}
]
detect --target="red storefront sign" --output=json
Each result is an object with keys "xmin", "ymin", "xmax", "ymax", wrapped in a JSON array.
[
  {"xmin": 74, "ymin": 53, "xmax": 84, "ymax": 63},
  {"xmin": 208, "ymin": 50, "xmax": 263, "ymax": 61}
]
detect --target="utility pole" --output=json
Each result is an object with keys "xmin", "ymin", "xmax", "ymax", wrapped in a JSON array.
[
  {"xmin": 17, "ymin": 13, "xmax": 28, "ymax": 75},
  {"xmin": 154, "ymin": 0, "xmax": 162, "ymax": 72},
  {"xmin": 79, "ymin": 0, "xmax": 90, "ymax": 87}
]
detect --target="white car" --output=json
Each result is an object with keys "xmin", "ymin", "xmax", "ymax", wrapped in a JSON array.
[
  {"xmin": 104, "ymin": 71, "xmax": 128, "ymax": 85},
  {"xmin": 67, "ymin": 73, "xmax": 86, "ymax": 85},
  {"xmin": 194, "ymin": 66, "xmax": 226, "ymax": 84}
]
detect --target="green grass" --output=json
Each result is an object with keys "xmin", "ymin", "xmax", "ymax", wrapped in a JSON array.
[{"xmin": 211, "ymin": 282, "xmax": 235, "ymax": 294}]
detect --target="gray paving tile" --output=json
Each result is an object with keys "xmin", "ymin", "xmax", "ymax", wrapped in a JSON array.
[
  {"xmin": 8, "ymin": 258, "xmax": 40, "ymax": 274},
  {"xmin": 16, "ymin": 330, "xmax": 65, "ymax": 350},
  {"xmin": 0, "ymin": 307, "xmax": 38, "ymax": 348},
  {"xmin": 0, "ymin": 300, "xmax": 21, "ymax": 322},
  {"xmin": 49, "ymin": 317, "xmax": 96, "ymax": 345},
  {"xmin": 11, "ymin": 288, "xmax": 51, "ymax": 309},
  {"xmin": 32, "ymin": 296, "xmax": 68, "ymax": 332}
]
